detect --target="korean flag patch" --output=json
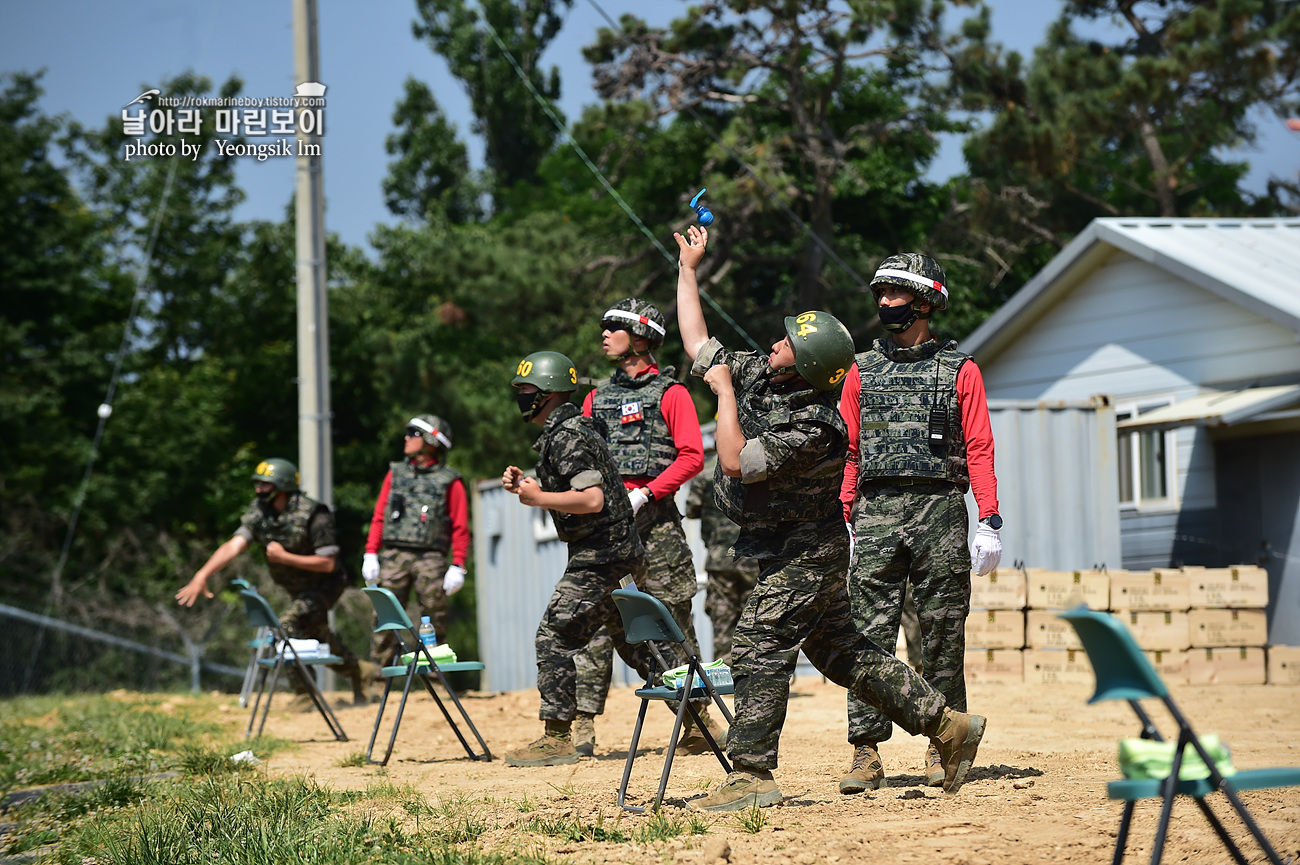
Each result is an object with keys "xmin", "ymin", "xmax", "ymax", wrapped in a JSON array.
[{"xmin": 620, "ymin": 401, "xmax": 643, "ymax": 424}]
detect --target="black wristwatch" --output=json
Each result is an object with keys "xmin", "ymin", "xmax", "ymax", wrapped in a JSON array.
[{"xmin": 980, "ymin": 514, "xmax": 1003, "ymax": 531}]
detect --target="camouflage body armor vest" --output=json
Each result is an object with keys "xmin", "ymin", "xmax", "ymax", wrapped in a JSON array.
[
  {"xmin": 856, "ymin": 337, "xmax": 969, "ymax": 491},
  {"xmin": 245, "ymin": 493, "xmax": 340, "ymax": 592},
  {"xmin": 590, "ymin": 367, "xmax": 679, "ymax": 478},
  {"xmin": 381, "ymin": 460, "xmax": 460, "ymax": 551},
  {"xmin": 536, "ymin": 403, "xmax": 634, "ymax": 544},
  {"xmin": 714, "ymin": 382, "xmax": 847, "ymax": 529}
]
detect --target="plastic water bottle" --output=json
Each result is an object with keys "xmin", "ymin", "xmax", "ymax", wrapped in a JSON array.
[{"xmin": 418, "ymin": 616, "xmax": 437, "ymax": 651}]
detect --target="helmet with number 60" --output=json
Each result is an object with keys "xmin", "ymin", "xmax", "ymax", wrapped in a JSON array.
[
  {"xmin": 511, "ymin": 351, "xmax": 579, "ymax": 394},
  {"xmin": 782, "ymin": 310, "xmax": 855, "ymax": 392},
  {"xmin": 251, "ymin": 458, "xmax": 300, "ymax": 492}
]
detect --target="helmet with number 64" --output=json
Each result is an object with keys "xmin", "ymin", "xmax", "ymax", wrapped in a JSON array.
[{"xmin": 783, "ymin": 310, "xmax": 855, "ymax": 392}]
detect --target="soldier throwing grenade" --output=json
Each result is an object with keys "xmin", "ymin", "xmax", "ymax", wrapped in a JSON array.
[{"xmin": 176, "ymin": 458, "xmax": 371, "ymax": 704}]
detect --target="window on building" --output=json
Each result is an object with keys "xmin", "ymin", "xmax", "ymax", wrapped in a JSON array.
[{"xmin": 1116, "ymin": 401, "xmax": 1175, "ymax": 508}]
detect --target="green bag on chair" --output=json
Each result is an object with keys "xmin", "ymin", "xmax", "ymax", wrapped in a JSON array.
[{"xmin": 1119, "ymin": 734, "xmax": 1238, "ymax": 781}]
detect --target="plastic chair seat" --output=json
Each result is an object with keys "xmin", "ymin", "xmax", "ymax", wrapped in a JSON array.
[
  {"xmin": 259, "ymin": 654, "xmax": 343, "ymax": 668},
  {"xmin": 1109, "ymin": 768, "xmax": 1300, "ymax": 802},
  {"xmin": 380, "ymin": 661, "xmax": 485, "ymax": 677},
  {"xmin": 634, "ymin": 682, "xmax": 734, "ymax": 701}
]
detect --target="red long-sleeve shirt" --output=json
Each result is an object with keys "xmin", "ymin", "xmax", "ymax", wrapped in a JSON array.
[
  {"xmin": 581, "ymin": 364, "xmax": 704, "ymax": 500},
  {"xmin": 365, "ymin": 461, "xmax": 470, "ymax": 565},
  {"xmin": 838, "ymin": 356, "xmax": 999, "ymax": 521}
]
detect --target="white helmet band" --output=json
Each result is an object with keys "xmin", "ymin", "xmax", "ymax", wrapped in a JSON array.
[
  {"xmin": 407, "ymin": 417, "xmax": 451, "ymax": 449},
  {"xmin": 872, "ymin": 267, "xmax": 948, "ymax": 301},
  {"xmin": 602, "ymin": 308, "xmax": 666, "ymax": 337}
]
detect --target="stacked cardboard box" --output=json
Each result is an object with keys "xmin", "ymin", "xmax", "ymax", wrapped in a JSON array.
[
  {"xmin": 1022, "ymin": 569, "xmax": 1109, "ymax": 685},
  {"xmin": 1183, "ymin": 565, "xmax": 1270, "ymax": 685},
  {"xmin": 963, "ymin": 567, "xmax": 1026, "ymax": 684},
  {"xmin": 1108, "ymin": 569, "xmax": 1192, "ymax": 683}
]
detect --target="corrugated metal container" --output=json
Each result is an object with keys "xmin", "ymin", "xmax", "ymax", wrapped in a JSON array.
[
  {"xmin": 472, "ymin": 480, "xmax": 713, "ymax": 693},
  {"xmin": 975, "ymin": 398, "xmax": 1122, "ymax": 571}
]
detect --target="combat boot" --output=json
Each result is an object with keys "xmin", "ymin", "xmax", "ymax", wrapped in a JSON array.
[
  {"xmin": 505, "ymin": 721, "xmax": 579, "ymax": 767},
  {"xmin": 927, "ymin": 708, "xmax": 986, "ymax": 793},
  {"xmin": 573, "ymin": 712, "xmax": 596, "ymax": 757},
  {"xmin": 676, "ymin": 709, "xmax": 728, "ymax": 755},
  {"xmin": 691, "ymin": 768, "xmax": 781, "ymax": 812},
  {"xmin": 838, "ymin": 743, "xmax": 886, "ymax": 793},
  {"xmin": 923, "ymin": 744, "xmax": 945, "ymax": 787}
]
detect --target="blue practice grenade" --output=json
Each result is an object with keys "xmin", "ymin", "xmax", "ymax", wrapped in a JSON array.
[{"xmin": 690, "ymin": 188, "xmax": 714, "ymax": 227}]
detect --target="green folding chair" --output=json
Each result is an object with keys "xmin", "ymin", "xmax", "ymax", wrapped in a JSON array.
[
  {"xmin": 362, "ymin": 586, "xmax": 491, "ymax": 765},
  {"xmin": 240, "ymin": 588, "xmax": 347, "ymax": 742},
  {"xmin": 1059, "ymin": 606, "xmax": 1300, "ymax": 865},
  {"xmin": 612, "ymin": 585, "xmax": 734, "ymax": 813}
]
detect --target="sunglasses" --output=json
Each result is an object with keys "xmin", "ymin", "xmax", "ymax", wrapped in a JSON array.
[{"xmin": 405, "ymin": 427, "xmax": 426, "ymax": 438}]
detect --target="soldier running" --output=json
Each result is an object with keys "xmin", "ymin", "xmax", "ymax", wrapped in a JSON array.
[
  {"xmin": 572, "ymin": 298, "xmax": 714, "ymax": 756},
  {"xmin": 175, "ymin": 458, "xmax": 372, "ymax": 704},
  {"xmin": 674, "ymin": 225, "xmax": 986, "ymax": 811},
  {"xmin": 837, "ymin": 253, "xmax": 1002, "ymax": 793},
  {"xmin": 502, "ymin": 351, "xmax": 694, "ymax": 767}
]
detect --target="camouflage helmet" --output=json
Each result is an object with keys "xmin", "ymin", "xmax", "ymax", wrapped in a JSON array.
[
  {"xmin": 782, "ymin": 311, "xmax": 855, "ymax": 392},
  {"xmin": 512, "ymin": 351, "xmax": 579, "ymax": 394},
  {"xmin": 601, "ymin": 298, "xmax": 667, "ymax": 347},
  {"xmin": 869, "ymin": 253, "xmax": 949, "ymax": 312},
  {"xmin": 407, "ymin": 414, "xmax": 452, "ymax": 450},
  {"xmin": 251, "ymin": 458, "xmax": 300, "ymax": 492}
]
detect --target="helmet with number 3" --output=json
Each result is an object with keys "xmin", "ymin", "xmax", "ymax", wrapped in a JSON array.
[
  {"xmin": 782, "ymin": 310, "xmax": 855, "ymax": 392},
  {"xmin": 511, "ymin": 351, "xmax": 579, "ymax": 394}
]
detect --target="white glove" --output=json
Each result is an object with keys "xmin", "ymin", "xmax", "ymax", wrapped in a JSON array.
[
  {"xmin": 361, "ymin": 553, "xmax": 380, "ymax": 585},
  {"xmin": 846, "ymin": 521, "xmax": 855, "ymax": 562},
  {"xmin": 444, "ymin": 564, "xmax": 466, "ymax": 596},
  {"xmin": 628, "ymin": 487, "xmax": 651, "ymax": 515},
  {"xmin": 971, "ymin": 522, "xmax": 1003, "ymax": 576}
]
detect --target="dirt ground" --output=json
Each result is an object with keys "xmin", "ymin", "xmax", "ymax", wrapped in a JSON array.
[{"xmin": 246, "ymin": 676, "xmax": 1300, "ymax": 864}]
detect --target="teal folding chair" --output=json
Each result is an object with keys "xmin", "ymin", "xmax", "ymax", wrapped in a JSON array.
[
  {"xmin": 1059, "ymin": 607, "xmax": 1300, "ymax": 865},
  {"xmin": 240, "ymin": 588, "xmax": 347, "ymax": 742},
  {"xmin": 362, "ymin": 587, "xmax": 491, "ymax": 764},
  {"xmin": 229, "ymin": 579, "xmax": 272, "ymax": 709},
  {"xmin": 612, "ymin": 585, "xmax": 734, "ymax": 813}
]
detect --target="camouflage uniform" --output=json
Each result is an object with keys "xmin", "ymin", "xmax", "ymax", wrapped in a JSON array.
[
  {"xmin": 574, "ymin": 366, "xmax": 701, "ymax": 715},
  {"xmin": 530, "ymin": 403, "xmax": 683, "ymax": 721},
  {"xmin": 235, "ymin": 493, "xmax": 362, "ymax": 682},
  {"xmin": 693, "ymin": 339, "xmax": 947, "ymax": 770},
  {"xmin": 686, "ymin": 454, "xmax": 759, "ymax": 662},
  {"xmin": 371, "ymin": 459, "xmax": 461, "ymax": 663},
  {"xmin": 846, "ymin": 337, "xmax": 972, "ymax": 746}
]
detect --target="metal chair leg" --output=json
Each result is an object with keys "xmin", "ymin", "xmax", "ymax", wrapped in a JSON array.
[
  {"xmin": 379, "ymin": 668, "xmax": 419, "ymax": 766},
  {"xmin": 1192, "ymin": 797, "xmax": 1250, "ymax": 865},
  {"xmin": 366, "ymin": 677, "xmax": 395, "ymax": 763},
  {"xmin": 618, "ymin": 698, "xmax": 652, "ymax": 813},
  {"xmin": 1112, "ymin": 800, "xmax": 1135, "ymax": 865},
  {"xmin": 1148, "ymin": 734, "xmax": 1188, "ymax": 865},
  {"xmin": 652, "ymin": 688, "xmax": 693, "ymax": 810},
  {"xmin": 246, "ymin": 665, "xmax": 270, "ymax": 740}
]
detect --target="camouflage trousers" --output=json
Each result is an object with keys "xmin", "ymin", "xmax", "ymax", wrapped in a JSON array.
[
  {"xmin": 279, "ymin": 577, "xmax": 362, "ymax": 683},
  {"xmin": 728, "ymin": 532, "xmax": 946, "ymax": 771},
  {"xmin": 705, "ymin": 561, "xmax": 759, "ymax": 663},
  {"xmin": 573, "ymin": 497, "xmax": 701, "ymax": 715},
  {"xmin": 370, "ymin": 547, "xmax": 450, "ymax": 666},
  {"xmin": 536, "ymin": 554, "xmax": 691, "ymax": 721},
  {"xmin": 846, "ymin": 481, "xmax": 971, "ymax": 746}
]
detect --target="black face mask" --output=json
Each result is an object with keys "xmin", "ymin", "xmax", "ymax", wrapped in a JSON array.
[
  {"xmin": 878, "ymin": 302, "xmax": 918, "ymax": 333},
  {"xmin": 255, "ymin": 488, "xmax": 278, "ymax": 505},
  {"xmin": 516, "ymin": 390, "xmax": 545, "ymax": 421}
]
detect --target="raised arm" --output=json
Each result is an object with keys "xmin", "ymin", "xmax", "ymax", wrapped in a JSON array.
[{"xmin": 674, "ymin": 225, "xmax": 711, "ymax": 361}]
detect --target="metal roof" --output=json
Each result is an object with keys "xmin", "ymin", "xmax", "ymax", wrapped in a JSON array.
[
  {"xmin": 1116, "ymin": 384, "xmax": 1300, "ymax": 432},
  {"xmin": 963, "ymin": 219, "xmax": 1300, "ymax": 363}
]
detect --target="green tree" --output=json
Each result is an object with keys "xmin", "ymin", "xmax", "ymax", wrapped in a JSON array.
[
  {"xmin": 411, "ymin": 0, "xmax": 574, "ymax": 206},
  {"xmin": 383, "ymin": 77, "xmax": 482, "ymax": 223}
]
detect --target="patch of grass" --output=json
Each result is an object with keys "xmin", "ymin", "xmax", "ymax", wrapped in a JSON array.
[
  {"xmin": 1, "ymin": 774, "xmax": 157, "ymax": 856},
  {"xmin": 513, "ymin": 792, "xmax": 537, "ymax": 813},
  {"xmin": 546, "ymin": 781, "xmax": 577, "ymax": 799},
  {"xmin": 177, "ymin": 745, "xmax": 267, "ymax": 777},
  {"xmin": 634, "ymin": 810, "xmax": 711, "ymax": 842},
  {"xmin": 334, "ymin": 750, "xmax": 369, "ymax": 768},
  {"xmin": 524, "ymin": 811, "xmax": 628, "ymax": 843},
  {"xmin": 736, "ymin": 802, "xmax": 767, "ymax": 834}
]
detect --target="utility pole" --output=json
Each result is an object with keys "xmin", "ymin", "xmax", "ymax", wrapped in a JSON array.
[
  {"xmin": 293, "ymin": 0, "xmax": 331, "ymax": 508},
  {"xmin": 294, "ymin": 0, "xmax": 334, "ymax": 693}
]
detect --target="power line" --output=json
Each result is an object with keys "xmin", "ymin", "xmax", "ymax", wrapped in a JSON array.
[
  {"xmin": 474, "ymin": 4, "xmax": 762, "ymax": 351},
  {"xmin": 582, "ymin": 0, "xmax": 871, "ymax": 288},
  {"xmin": 24, "ymin": 158, "xmax": 181, "ymax": 691}
]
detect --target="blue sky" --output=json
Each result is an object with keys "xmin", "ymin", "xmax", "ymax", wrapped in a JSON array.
[{"xmin": 3, "ymin": 0, "xmax": 1296, "ymax": 254}]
